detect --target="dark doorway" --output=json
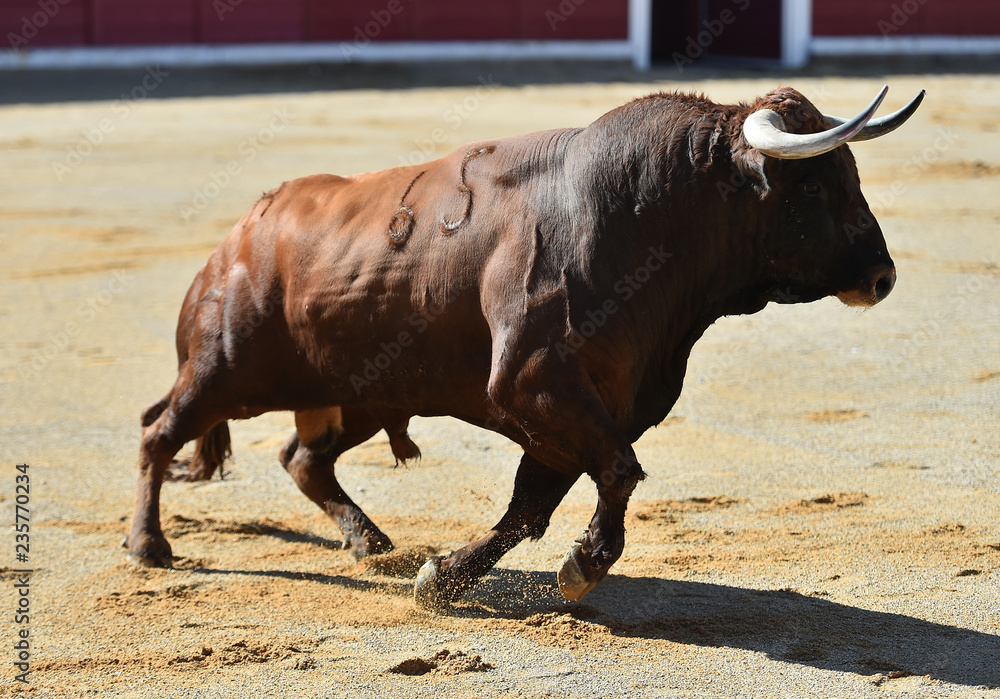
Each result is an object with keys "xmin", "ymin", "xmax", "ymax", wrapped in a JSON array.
[{"xmin": 650, "ymin": 0, "xmax": 782, "ymax": 68}]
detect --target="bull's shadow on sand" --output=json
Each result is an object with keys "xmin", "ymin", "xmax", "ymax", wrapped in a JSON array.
[
  {"xmin": 460, "ymin": 570, "xmax": 1000, "ymax": 689},
  {"xmin": 195, "ymin": 561, "xmax": 999, "ymax": 688}
]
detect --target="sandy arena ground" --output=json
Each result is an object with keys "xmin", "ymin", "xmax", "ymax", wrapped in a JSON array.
[{"xmin": 0, "ymin": 61, "xmax": 998, "ymax": 697}]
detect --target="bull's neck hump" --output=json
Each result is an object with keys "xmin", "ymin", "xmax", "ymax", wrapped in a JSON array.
[
  {"xmin": 565, "ymin": 99, "xmax": 762, "ymax": 310},
  {"xmin": 558, "ymin": 99, "xmax": 767, "ymax": 409}
]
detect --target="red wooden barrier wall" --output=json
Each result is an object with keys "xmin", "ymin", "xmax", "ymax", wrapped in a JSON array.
[
  {"xmin": 4, "ymin": 0, "xmax": 998, "ymax": 51},
  {"xmin": 2, "ymin": 0, "xmax": 629, "ymax": 47},
  {"xmin": 813, "ymin": 0, "xmax": 1000, "ymax": 36}
]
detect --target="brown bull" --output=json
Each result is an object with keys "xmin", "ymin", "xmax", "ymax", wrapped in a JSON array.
[{"xmin": 128, "ymin": 85, "xmax": 924, "ymax": 608}]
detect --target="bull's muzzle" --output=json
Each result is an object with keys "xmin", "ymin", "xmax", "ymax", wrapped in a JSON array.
[{"xmin": 837, "ymin": 263, "xmax": 896, "ymax": 307}]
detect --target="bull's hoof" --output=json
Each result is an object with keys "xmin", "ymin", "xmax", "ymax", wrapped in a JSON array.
[
  {"xmin": 344, "ymin": 529, "xmax": 394, "ymax": 560},
  {"xmin": 557, "ymin": 540, "xmax": 603, "ymax": 602},
  {"xmin": 127, "ymin": 552, "xmax": 174, "ymax": 568},
  {"xmin": 414, "ymin": 556, "xmax": 449, "ymax": 611},
  {"xmin": 125, "ymin": 534, "xmax": 173, "ymax": 568}
]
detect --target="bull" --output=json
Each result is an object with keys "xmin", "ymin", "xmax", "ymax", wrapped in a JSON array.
[{"xmin": 127, "ymin": 85, "xmax": 924, "ymax": 608}]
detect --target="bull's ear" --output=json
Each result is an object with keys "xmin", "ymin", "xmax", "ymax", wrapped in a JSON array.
[{"xmin": 730, "ymin": 140, "xmax": 771, "ymax": 199}]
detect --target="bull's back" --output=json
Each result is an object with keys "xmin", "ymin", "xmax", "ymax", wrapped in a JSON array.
[
  {"xmin": 197, "ymin": 128, "xmax": 577, "ymax": 413},
  {"xmin": 261, "ymin": 161, "xmax": 505, "ymax": 411}
]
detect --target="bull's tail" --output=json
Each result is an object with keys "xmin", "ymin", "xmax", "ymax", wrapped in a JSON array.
[
  {"xmin": 388, "ymin": 429, "xmax": 421, "ymax": 464},
  {"xmin": 166, "ymin": 421, "xmax": 233, "ymax": 482},
  {"xmin": 190, "ymin": 421, "xmax": 233, "ymax": 480}
]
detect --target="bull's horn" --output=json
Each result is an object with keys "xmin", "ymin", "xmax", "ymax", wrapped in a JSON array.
[
  {"xmin": 742, "ymin": 85, "xmax": 888, "ymax": 160},
  {"xmin": 824, "ymin": 89, "xmax": 926, "ymax": 142}
]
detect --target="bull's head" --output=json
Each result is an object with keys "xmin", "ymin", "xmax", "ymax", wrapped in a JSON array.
[{"xmin": 737, "ymin": 86, "xmax": 924, "ymax": 308}]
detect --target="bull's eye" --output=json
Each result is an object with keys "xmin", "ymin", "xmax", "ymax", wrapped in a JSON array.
[{"xmin": 801, "ymin": 182, "xmax": 822, "ymax": 197}]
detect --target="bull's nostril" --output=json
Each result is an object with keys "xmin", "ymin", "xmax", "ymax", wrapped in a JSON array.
[{"xmin": 874, "ymin": 273, "xmax": 895, "ymax": 301}]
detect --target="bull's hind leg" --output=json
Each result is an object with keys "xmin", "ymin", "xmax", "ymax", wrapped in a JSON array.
[
  {"xmin": 128, "ymin": 382, "xmax": 226, "ymax": 567},
  {"xmin": 414, "ymin": 454, "xmax": 579, "ymax": 609},
  {"xmin": 280, "ymin": 406, "xmax": 394, "ymax": 557}
]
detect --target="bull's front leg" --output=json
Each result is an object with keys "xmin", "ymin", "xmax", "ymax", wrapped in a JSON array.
[
  {"xmin": 558, "ymin": 449, "xmax": 644, "ymax": 601},
  {"xmin": 414, "ymin": 453, "xmax": 579, "ymax": 609},
  {"xmin": 487, "ymin": 345, "xmax": 645, "ymax": 603}
]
